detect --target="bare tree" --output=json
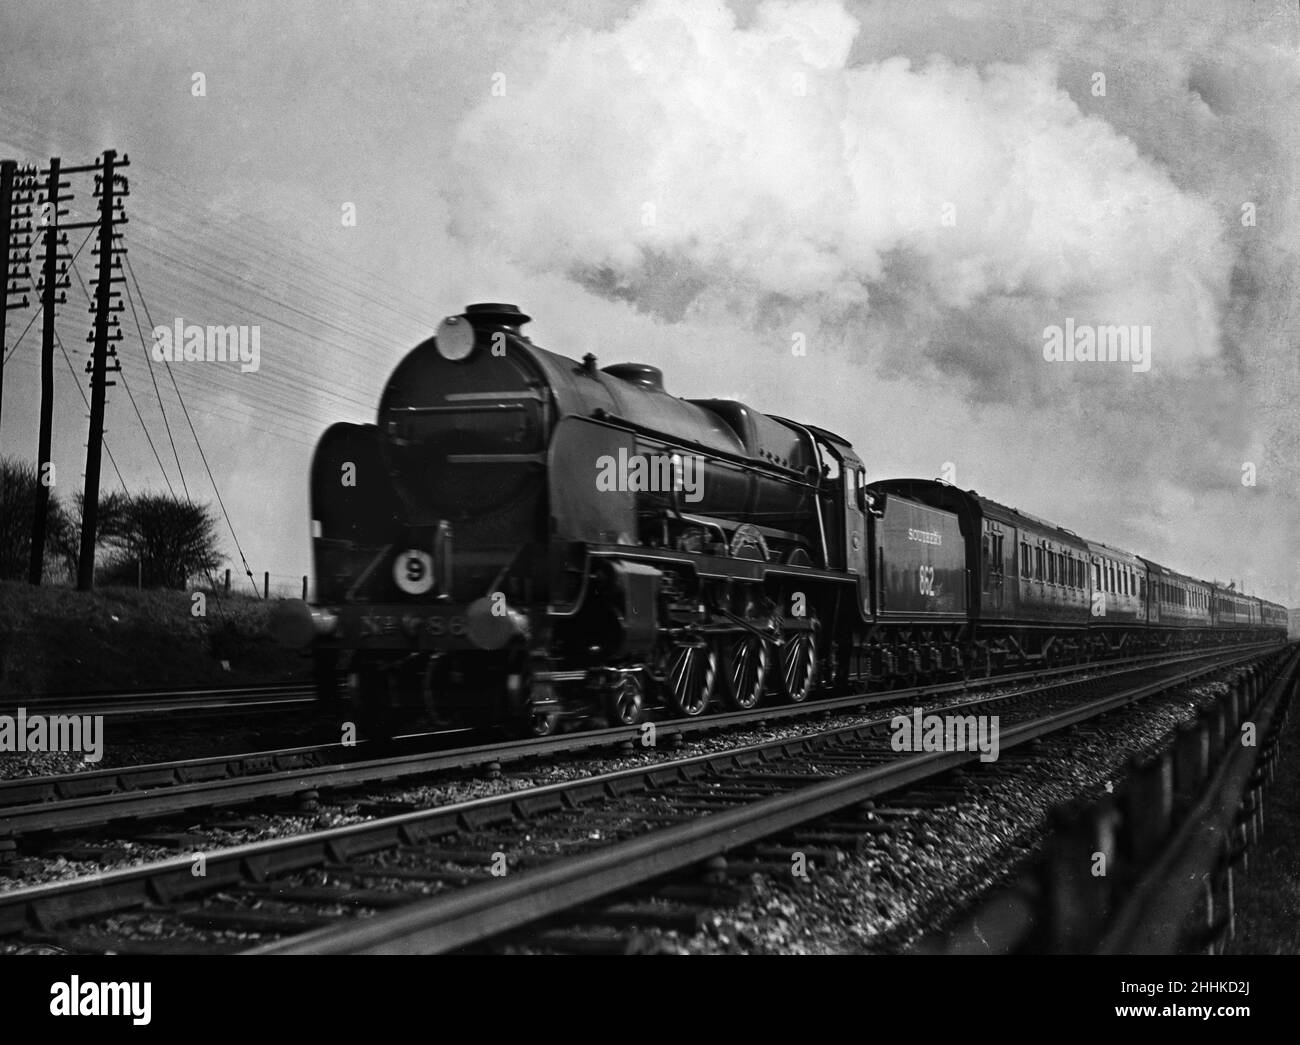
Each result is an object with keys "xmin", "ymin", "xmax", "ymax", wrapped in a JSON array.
[
  {"xmin": 53, "ymin": 490, "xmax": 132, "ymax": 582},
  {"xmin": 2, "ymin": 460, "xmax": 223, "ymax": 589},
  {"xmin": 0, "ymin": 456, "xmax": 73, "ymax": 582},
  {"xmin": 99, "ymin": 494, "xmax": 223, "ymax": 589}
]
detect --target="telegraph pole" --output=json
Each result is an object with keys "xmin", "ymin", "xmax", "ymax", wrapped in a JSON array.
[
  {"xmin": 28, "ymin": 157, "xmax": 69, "ymax": 584},
  {"xmin": 74, "ymin": 150, "xmax": 128, "ymax": 591},
  {"xmin": 0, "ymin": 160, "xmax": 35, "ymax": 441}
]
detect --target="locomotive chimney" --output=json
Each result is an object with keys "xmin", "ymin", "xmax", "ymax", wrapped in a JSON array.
[{"xmin": 463, "ymin": 302, "xmax": 531, "ymax": 331}]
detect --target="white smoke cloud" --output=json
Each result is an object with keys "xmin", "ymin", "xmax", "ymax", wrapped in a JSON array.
[
  {"xmin": 438, "ymin": 0, "xmax": 1300, "ymax": 604},
  {"xmin": 449, "ymin": 0, "xmax": 1230, "ymax": 381}
]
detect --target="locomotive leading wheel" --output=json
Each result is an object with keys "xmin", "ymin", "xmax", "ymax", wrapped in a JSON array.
[
  {"xmin": 606, "ymin": 670, "xmax": 646, "ymax": 727},
  {"xmin": 660, "ymin": 642, "xmax": 717, "ymax": 718},
  {"xmin": 504, "ymin": 661, "xmax": 560, "ymax": 738},
  {"xmin": 778, "ymin": 621, "xmax": 819, "ymax": 703},
  {"xmin": 523, "ymin": 677, "xmax": 560, "ymax": 737},
  {"xmin": 720, "ymin": 634, "xmax": 769, "ymax": 711}
]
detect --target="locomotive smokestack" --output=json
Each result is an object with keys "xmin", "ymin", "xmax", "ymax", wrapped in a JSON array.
[{"xmin": 463, "ymin": 302, "xmax": 531, "ymax": 331}]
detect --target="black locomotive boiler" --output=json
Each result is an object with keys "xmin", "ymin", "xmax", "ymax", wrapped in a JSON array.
[{"xmin": 274, "ymin": 303, "xmax": 1287, "ymax": 735}]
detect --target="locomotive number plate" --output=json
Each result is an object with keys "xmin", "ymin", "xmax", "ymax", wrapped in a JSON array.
[{"xmin": 355, "ymin": 613, "xmax": 468, "ymax": 638}]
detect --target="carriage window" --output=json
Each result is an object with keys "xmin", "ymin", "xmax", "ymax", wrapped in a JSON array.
[{"xmin": 1034, "ymin": 546, "xmax": 1044, "ymax": 580}]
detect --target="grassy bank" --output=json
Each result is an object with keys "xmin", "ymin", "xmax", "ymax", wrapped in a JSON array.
[{"xmin": 0, "ymin": 580, "xmax": 310, "ymax": 696}]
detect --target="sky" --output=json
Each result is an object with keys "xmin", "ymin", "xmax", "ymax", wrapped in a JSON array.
[{"xmin": 0, "ymin": 0, "xmax": 1297, "ymax": 603}]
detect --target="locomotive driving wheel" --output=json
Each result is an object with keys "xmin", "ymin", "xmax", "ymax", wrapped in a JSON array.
[
  {"xmin": 777, "ymin": 617, "xmax": 819, "ymax": 703},
  {"xmin": 720, "ymin": 633, "xmax": 769, "ymax": 710},
  {"xmin": 656, "ymin": 640, "xmax": 717, "ymax": 718}
]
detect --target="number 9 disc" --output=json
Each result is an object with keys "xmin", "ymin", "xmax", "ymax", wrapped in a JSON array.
[{"xmin": 394, "ymin": 549, "xmax": 435, "ymax": 595}]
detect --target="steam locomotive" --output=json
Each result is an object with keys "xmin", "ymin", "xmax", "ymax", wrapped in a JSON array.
[{"xmin": 273, "ymin": 303, "xmax": 1289, "ymax": 736}]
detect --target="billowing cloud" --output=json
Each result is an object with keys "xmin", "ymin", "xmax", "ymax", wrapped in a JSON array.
[
  {"xmin": 449, "ymin": 0, "xmax": 1230, "ymax": 382},
  {"xmin": 445, "ymin": 0, "xmax": 1299, "ymax": 601}
]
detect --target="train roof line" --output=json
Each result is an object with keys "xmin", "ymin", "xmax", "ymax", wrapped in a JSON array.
[{"xmin": 866, "ymin": 476, "xmax": 1280, "ymax": 606}]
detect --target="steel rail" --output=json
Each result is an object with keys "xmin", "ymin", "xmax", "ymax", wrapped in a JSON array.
[
  {"xmin": 1, "ymin": 683, "xmax": 314, "ymax": 718},
  {"xmin": 252, "ymin": 649, "xmax": 1269, "ymax": 954},
  {"xmin": 0, "ymin": 645, "xmax": 1265, "ymax": 950},
  {"xmin": 0, "ymin": 645, "xmax": 1263, "ymax": 840}
]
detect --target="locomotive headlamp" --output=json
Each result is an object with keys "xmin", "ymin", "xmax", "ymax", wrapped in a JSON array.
[{"xmin": 435, "ymin": 314, "xmax": 477, "ymax": 361}]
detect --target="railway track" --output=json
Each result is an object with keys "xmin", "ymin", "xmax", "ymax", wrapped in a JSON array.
[
  {"xmin": 0, "ymin": 644, "xmax": 1273, "ymax": 843},
  {"xmin": 0, "ymin": 643, "xmax": 1282, "ymax": 955},
  {"xmin": 0, "ymin": 682, "xmax": 314, "ymax": 720}
]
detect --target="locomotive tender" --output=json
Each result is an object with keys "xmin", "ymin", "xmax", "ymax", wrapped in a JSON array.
[{"xmin": 275, "ymin": 303, "xmax": 1288, "ymax": 735}]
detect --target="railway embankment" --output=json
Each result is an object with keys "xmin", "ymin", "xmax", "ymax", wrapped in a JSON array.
[{"xmin": 0, "ymin": 581, "xmax": 306, "ymax": 696}]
